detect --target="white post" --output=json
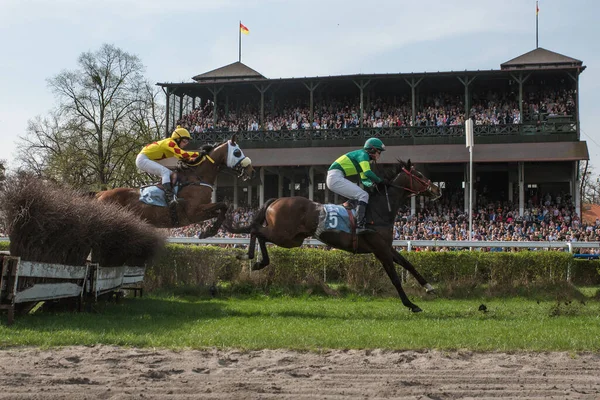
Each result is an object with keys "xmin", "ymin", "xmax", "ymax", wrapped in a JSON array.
[
  {"xmin": 466, "ymin": 118, "xmax": 474, "ymax": 241},
  {"xmin": 469, "ymin": 146, "xmax": 473, "ymax": 241},
  {"xmin": 411, "ymin": 196, "xmax": 416, "ymax": 216}
]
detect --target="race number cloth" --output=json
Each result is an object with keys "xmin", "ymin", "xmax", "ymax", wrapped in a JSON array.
[
  {"xmin": 315, "ymin": 204, "xmax": 354, "ymax": 237},
  {"xmin": 139, "ymin": 185, "xmax": 179, "ymax": 207}
]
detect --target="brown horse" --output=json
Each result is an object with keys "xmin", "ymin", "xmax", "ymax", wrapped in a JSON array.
[
  {"xmin": 96, "ymin": 134, "xmax": 255, "ymax": 236},
  {"xmin": 223, "ymin": 160, "xmax": 441, "ymax": 312}
]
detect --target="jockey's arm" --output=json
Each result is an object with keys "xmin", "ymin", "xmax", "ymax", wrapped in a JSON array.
[
  {"xmin": 165, "ymin": 140, "xmax": 199, "ymax": 160},
  {"xmin": 360, "ymin": 163, "xmax": 383, "ymax": 184}
]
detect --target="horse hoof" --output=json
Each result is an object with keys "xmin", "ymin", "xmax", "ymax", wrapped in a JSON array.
[
  {"xmin": 424, "ymin": 283, "xmax": 436, "ymax": 293},
  {"xmin": 411, "ymin": 306, "xmax": 423, "ymax": 313},
  {"xmin": 252, "ymin": 262, "xmax": 268, "ymax": 271}
]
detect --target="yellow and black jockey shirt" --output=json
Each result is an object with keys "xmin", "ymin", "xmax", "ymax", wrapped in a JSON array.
[{"xmin": 140, "ymin": 138, "xmax": 199, "ymax": 161}]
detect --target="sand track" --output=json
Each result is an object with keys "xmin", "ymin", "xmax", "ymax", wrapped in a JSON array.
[{"xmin": 1, "ymin": 346, "xmax": 599, "ymax": 399}]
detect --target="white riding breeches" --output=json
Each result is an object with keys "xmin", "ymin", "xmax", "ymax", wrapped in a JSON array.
[
  {"xmin": 326, "ymin": 169, "xmax": 369, "ymax": 204},
  {"xmin": 136, "ymin": 153, "xmax": 172, "ymax": 184}
]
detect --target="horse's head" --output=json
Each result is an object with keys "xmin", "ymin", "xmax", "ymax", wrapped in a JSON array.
[
  {"xmin": 226, "ymin": 135, "xmax": 255, "ymax": 180},
  {"xmin": 388, "ymin": 159, "xmax": 441, "ymax": 200},
  {"xmin": 206, "ymin": 134, "xmax": 255, "ymax": 181}
]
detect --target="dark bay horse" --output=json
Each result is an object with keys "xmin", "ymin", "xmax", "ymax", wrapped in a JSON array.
[
  {"xmin": 223, "ymin": 160, "xmax": 441, "ymax": 312},
  {"xmin": 96, "ymin": 134, "xmax": 255, "ymax": 235}
]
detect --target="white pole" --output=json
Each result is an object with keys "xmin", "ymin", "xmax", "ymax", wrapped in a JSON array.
[
  {"xmin": 466, "ymin": 119, "xmax": 474, "ymax": 241},
  {"xmin": 469, "ymin": 145, "xmax": 473, "ymax": 241}
]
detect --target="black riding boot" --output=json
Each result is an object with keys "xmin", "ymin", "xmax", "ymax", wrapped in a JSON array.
[
  {"xmin": 355, "ymin": 201, "xmax": 371, "ymax": 234},
  {"xmin": 163, "ymin": 182, "xmax": 177, "ymax": 206}
]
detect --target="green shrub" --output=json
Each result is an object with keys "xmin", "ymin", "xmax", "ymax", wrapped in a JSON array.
[{"xmin": 144, "ymin": 246, "xmax": 600, "ymax": 295}]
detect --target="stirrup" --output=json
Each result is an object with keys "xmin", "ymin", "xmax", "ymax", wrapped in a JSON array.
[{"xmin": 356, "ymin": 225, "xmax": 374, "ymax": 234}]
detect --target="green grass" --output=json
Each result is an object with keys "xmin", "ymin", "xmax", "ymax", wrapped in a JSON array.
[{"xmin": 1, "ymin": 293, "xmax": 599, "ymax": 351}]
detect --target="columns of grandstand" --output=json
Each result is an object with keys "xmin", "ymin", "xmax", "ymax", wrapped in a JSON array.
[
  {"xmin": 233, "ymin": 178, "xmax": 239, "ymax": 209},
  {"xmin": 278, "ymin": 173, "xmax": 283, "ymax": 198},
  {"xmin": 308, "ymin": 167, "xmax": 314, "ymax": 201},
  {"xmin": 519, "ymin": 162, "xmax": 525, "ymax": 216},
  {"xmin": 573, "ymin": 162, "xmax": 581, "ymax": 214},
  {"xmin": 259, "ymin": 168, "xmax": 265, "ymax": 206}
]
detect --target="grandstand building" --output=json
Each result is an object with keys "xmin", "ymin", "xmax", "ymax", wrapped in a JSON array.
[{"xmin": 157, "ymin": 47, "xmax": 588, "ymax": 217}]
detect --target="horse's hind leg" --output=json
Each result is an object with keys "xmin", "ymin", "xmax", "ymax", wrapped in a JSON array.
[
  {"xmin": 373, "ymin": 249, "xmax": 421, "ymax": 313},
  {"xmin": 252, "ymin": 236, "xmax": 271, "ymax": 271},
  {"xmin": 198, "ymin": 202, "xmax": 229, "ymax": 238},
  {"xmin": 237, "ymin": 233, "xmax": 256, "ymax": 261},
  {"xmin": 247, "ymin": 233, "xmax": 257, "ymax": 260},
  {"xmin": 391, "ymin": 248, "xmax": 435, "ymax": 294}
]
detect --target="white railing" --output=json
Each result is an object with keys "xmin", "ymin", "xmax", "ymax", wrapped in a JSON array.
[
  {"xmin": 3, "ymin": 236, "xmax": 599, "ymax": 253},
  {"xmin": 163, "ymin": 237, "xmax": 600, "ymax": 253}
]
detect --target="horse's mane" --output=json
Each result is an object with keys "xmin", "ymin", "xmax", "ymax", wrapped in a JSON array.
[
  {"xmin": 200, "ymin": 144, "xmax": 216, "ymax": 155},
  {"xmin": 373, "ymin": 159, "xmax": 409, "ymax": 181}
]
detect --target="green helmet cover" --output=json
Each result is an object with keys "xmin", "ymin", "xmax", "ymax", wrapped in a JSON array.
[{"xmin": 364, "ymin": 137, "xmax": 386, "ymax": 152}]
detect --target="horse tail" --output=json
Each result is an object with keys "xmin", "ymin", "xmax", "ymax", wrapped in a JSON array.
[
  {"xmin": 223, "ymin": 198, "xmax": 277, "ymax": 234},
  {"xmin": 252, "ymin": 198, "xmax": 277, "ymax": 225}
]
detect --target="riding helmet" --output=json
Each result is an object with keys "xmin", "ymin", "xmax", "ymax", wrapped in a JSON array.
[
  {"xmin": 171, "ymin": 126, "xmax": 192, "ymax": 141},
  {"xmin": 364, "ymin": 137, "xmax": 386, "ymax": 152}
]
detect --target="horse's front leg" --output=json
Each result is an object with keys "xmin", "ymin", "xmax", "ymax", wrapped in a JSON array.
[
  {"xmin": 391, "ymin": 248, "xmax": 435, "ymax": 294},
  {"xmin": 372, "ymin": 249, "xmax": 422, "ymax": 313}
]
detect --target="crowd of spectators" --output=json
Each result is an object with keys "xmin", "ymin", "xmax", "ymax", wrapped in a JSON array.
[
  {"xmin": 524, "ymin": 88, "xmax": 576, "ymax": 121},
  {"xmin": 171, "ymin": 87, "xmax": 580, "ymax": 250},
  {"xmin": 175, "ymin": 89, "xmax": 575, "ymax": 136},
  {"xmin": 166, "ymin": 190, "xmax": 600, "ymax": 253}
]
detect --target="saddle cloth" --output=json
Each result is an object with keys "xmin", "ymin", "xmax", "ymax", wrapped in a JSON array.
[
  {"xmin": 315, "ymin": 204, "xmax": 356, "ymax": 236},
  {"xmin": 139, "ymin": 185, "xmax": 179, "ymax": 207}
]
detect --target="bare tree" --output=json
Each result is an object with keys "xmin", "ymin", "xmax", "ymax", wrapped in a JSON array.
[
  {"xmin": 580, "ymin": 161, "xmax": 600, "ymax": 205},
  {"xmin": 17, "ymin": 44, "xmax": 163, "ymax": 190}
]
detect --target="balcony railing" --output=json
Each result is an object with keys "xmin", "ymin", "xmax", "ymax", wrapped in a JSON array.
[{"xmin": 192, "ymin": 122, "xmax": 577, "ymax": 144}]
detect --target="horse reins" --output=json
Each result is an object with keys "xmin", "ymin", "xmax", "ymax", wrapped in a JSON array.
[{"xmin": 389, "ymin": 167, "xmax": 433, "ymax": 197}]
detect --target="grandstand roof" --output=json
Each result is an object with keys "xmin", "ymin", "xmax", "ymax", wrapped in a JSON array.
[
  {"xmin": 191, "ymin": 61, "xmax": 266, "ymax": 82},
  {"xmin": 501, "ymin": 47, "xmax": 584, "ymax": 71}
]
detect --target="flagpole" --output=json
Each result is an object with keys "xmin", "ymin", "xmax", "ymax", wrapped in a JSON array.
[
  {"xmin": 536, "ymin": 1, "xmax": 539, "ymax": 48},
  {"xmin": 238, "ymin": 20, "xmax": 242, "ymax": 62}
]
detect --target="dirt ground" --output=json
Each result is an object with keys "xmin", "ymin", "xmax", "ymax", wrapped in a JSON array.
[{"xmin": 1, "ymin": 346, "xmax": 599, "ymax": 399}]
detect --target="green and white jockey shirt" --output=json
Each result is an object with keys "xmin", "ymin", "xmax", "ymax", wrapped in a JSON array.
[{"xmin": 328, "ymin": 149, "xmax": 383, "ymax": 187}]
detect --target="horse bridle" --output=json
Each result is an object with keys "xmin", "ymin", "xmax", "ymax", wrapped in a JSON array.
[{"xmin": 390, "ymin": 167, "xmax": 434, "ymax": 197}]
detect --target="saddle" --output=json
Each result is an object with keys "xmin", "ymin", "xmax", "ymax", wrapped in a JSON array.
[
  {"xmin": 139, "ymin": 183, "xmax": 181, "ymax": 207},
  {"xmin": 342, "ymin": 199, "xmax": 359, "ymax": 251},
  {"xmin": 342, "ymin": 199, "xmax": 358, "ymax": 210},
  {"xmin": 139, "ymin": 182, "xmax": 181, "ymax": 226}
]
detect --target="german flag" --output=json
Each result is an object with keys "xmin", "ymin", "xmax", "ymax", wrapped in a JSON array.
[{"xmin": 240, "ymin": 22, "xmax": 249, "ymax": 35}]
